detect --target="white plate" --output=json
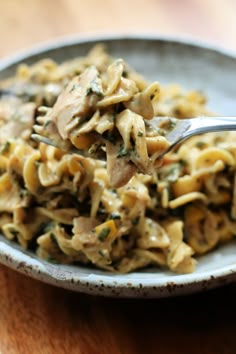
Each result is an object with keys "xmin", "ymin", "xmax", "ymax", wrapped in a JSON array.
[{"xmin": 1, "ymin": 34, "xmax": 236, "ymax": 298}]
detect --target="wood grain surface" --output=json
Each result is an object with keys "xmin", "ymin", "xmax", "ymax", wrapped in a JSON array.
[{"xmin": 1, "ymin": 1, "xmax": 236, "ymax": 353}]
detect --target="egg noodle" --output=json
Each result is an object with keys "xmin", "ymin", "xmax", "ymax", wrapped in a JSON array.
[{"xmin": 0, "ymin": 44, "xmax": 236, "ymax": 274}]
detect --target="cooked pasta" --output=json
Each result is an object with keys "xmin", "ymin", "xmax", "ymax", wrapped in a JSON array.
[
  {"xmin": 34, "ymin": 57, "xmax": 170, "ymax": 187},
  {"xmin": 0, "ymin": 44, "xmax": 236, "ymax": 274}
]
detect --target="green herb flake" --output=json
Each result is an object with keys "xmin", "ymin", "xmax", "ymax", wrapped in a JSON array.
[
  {"xmin": 46, "ymin": 256, "xmax": 59, "ymax": 264},
  {"xmin": 98, "ymin": 227, "xmax": 110, "ymax": 242},
  {"xmin": 132, "ymin": 216, "xmax": 140, "ymax": 226},
  {"xmin": 109, "ymin": 213, "xmax": 121, "ymax": 220},
  {"xmin": 36, "ymin": 222, "xmax": 51, "ymax": 236},
  {"xmin": 70, "ymin": 84, "xmax": 80, "ymax": 93},
  {"xmin": 168, "ymin": 118, "xmax": 176, "ymax": 130},
  {"xmin": 34, "ymin": 161, "xmax": 40, "ymax": 169},
  {"xmin": 166, "ymin": 165, "xmax": 180, "ymax": 183},
  {"xmin": 99, "ymin": 250, "xmax": 106, "ymax": 258},
  {"xmin": 179, "ymin": 159, "xmax": 187, "ymax": 167},
  {"xmin": 50, "ymin": 232, "xmax": 58, "ymax": 245},
  {"xmin": 19, "ymin": 189, "xmax": 25, "ymax": 198},
  {"xmin": 158, "ymin": 128, "xmax": 166, "ymax": 136},
  {"xmin": 86, "ymin": 80, "xmax": 104, "ymax": 98},
  {"xmin": 44, "ymin": 120, "xmax": 52, "ymax": 128},
  {"xmin": 111, "ymin": 189, "xmax": 118, "ymax": 195},
  {"xmin": 196, "ymin": 141, "xmax": 207, "ymax": 148},
  {"xmin": 19, "ymin": 189, "xmax": 31, "ymax": 199},
  {"xmin": 117, "ymin": 144, "xmax": 129, "ymax": 158},
  {"xmin": 86, "ymin": 87, "xmax": 94, "ymax": 96},
  {"xmin": 102, "ymin": 132, "xmax": 117, "ymax": 145},
  {"xmin": 1, "ymin": 141, "xmax": 10, "ymax": 153},
  {"xmin": 9, "ymin": 228, "xmax": 19, "ymax": 237},
  {"xmin": 138, "ymin": 130, "xmax": 143, "ymax": 137},
  {"xmin": 88, "ymin": 142, "xmax": 102, "ymax": 155}
]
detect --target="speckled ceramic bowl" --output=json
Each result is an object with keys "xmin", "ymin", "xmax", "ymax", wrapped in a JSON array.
[{"xmin": 1, "ymin": 34, "xmax": 236, "ymax": 298}]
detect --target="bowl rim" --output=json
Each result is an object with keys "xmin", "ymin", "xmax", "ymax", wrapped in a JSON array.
[{"xmin": 1, "ymin": 32, "xmax": 236, "ymax": 71}]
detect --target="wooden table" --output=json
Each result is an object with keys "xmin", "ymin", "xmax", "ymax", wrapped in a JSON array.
[{"xmin": 1, "ymin": 1, "xmax": 236, "ymax": 353}]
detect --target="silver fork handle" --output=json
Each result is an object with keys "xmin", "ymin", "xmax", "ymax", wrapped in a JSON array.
[
  {"xmin": 188, "ymin": 116, "xmax": 236, "ymax": 136},
  {"xmin": 159, "ymin": 116, "xmax": 236, "ymax": 159}
]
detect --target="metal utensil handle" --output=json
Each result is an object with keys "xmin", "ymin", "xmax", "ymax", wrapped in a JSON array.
[{"xmin": 187, "ymin": 116, "xmax": 236, "ymax": 137}]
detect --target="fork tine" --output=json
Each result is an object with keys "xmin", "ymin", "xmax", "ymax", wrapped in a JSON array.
[
  {"xmin": 33, "ymin": 124, "xmax": 45, "ymax": 134},
  {"xmin": 37, "ymin": 106, "xmax": 51, "ymax": 113},
  {"xmin": 31, "ymin": 134, "xmax": 54, "ymax": 145},
  {"xmin": 31, "ymin": 133, "xmax": 71, "ymax": 151},
  {"xmin": 36, "ymin": 116, "xmax": 46, "ymax": 125},
  {"xmin": 164, "ymin": 119, "xmax": 191, "ymax": 145}
]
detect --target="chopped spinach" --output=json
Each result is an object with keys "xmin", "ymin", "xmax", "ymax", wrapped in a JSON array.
[
  {"xmin": 138, "ymin": 130, "xmax": 143, "ymax": 137},
  {"xmin": 98, "ymin": 227, "xmax": 110, "ymax": 241},
  {"xmin": 196, "ymin": 141, "xmax": 207, "ymax": 148},
  {"xmin": 117, "ymin": 143, "xmax": 129, "ymax": 158},
  {"xmin": 50, "ymin": 232, "xmax": 58, "ymax": 246},
  {"xmin": 109, "ymin": 213, "xmax": 121, "ymax": 220},
  {"xmin": 1, "ymin": 141, "xmax": 10, "ymax": 153},
  {"xmin": 132, "ymin": 216, "xmax": 140, "ymax": 226}
]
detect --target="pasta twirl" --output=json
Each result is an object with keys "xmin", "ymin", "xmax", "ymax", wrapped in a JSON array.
[
  {"xmin": 35, "ymin": 56, "xmax": 169, "ymax": 188},
  {"xmin": 0, "ymin": 44, "xmax": 235, "ymax": 274}
]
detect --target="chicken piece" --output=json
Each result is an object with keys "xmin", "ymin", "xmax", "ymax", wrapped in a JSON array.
[
  {"xmin": 45, "ymin": 66, "xmax": 103, "ymax": 139},
  {"xmin": 106, "ymin": 141, "xmax": 136, "ymax": 188},
  {"xmin": 0, "ymin": 97, "xmax": 36, "ymax": 143},
  {"xmin": 72, "ymin": 216, "xmax": 100, "ymax": 249}
]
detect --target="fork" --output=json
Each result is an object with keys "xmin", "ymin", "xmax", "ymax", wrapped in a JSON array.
[
  {"xmin": 32, "ymin": 116, "xmax": 236, "ymax": 160},
  {"xmin": 149, "ymin": 116, "xmax": 236, "ymax": 159}
]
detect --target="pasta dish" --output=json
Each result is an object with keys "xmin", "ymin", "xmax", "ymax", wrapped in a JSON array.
[{"xmin": 0, "ymin": 44, "xmax": 236, "ymax": 274}]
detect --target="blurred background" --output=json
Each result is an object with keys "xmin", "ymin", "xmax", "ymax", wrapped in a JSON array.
[{"xmin": 1, "ymin": 0, "xmax": 236, "ymax": 57}]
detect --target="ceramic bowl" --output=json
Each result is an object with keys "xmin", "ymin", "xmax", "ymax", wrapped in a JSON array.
[{"xmin": 1, "ymin": 34, "xmax": 236, "ymax": 298}]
